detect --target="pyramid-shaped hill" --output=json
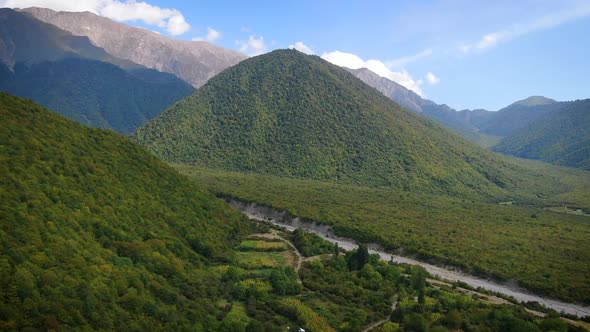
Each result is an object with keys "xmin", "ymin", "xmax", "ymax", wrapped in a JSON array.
[
  {"xmin": 0, "ymin": 93, "xmax": 247, "ymax": 329},
  {"xmin": 134, "ymin": 49, "xmax": 528, "ymax": 198}
]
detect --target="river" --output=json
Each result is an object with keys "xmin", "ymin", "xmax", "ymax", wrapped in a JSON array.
[{"xmin": 228, "ymin": 199, "xmax": 590, "ymax": 317}]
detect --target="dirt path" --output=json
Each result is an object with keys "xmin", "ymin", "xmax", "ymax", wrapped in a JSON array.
[{"xmin": 362, "ymin": 295, "xmax": 398, "ymax": 332}]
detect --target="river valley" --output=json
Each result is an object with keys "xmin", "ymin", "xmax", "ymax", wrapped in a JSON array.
[{"xmin": 228, "ymin": 199, "xmax": 590, "ymax": 317}]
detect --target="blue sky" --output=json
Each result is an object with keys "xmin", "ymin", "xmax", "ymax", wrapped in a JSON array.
[{"xmin": 4, "ymin": 0, "xmax": 590, "ymax": 110}]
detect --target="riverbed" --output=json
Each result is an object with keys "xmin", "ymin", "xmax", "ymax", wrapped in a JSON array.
[{"xmin": 229, "ymin": 199, "xmax": 590, "ymax": 317}]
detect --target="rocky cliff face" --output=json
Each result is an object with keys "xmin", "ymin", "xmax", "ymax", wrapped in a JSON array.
[{"xmin": 22, "ymin": 7, "xmax": 247, "ymax": 87}]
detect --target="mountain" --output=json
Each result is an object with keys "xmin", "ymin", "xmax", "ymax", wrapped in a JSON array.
[
  {"xmin": 0, "ymin": 92, "xmax": 248, "ymax": 329},
  {"xmin": 0, "ymin": 58, "xmax": 193, "ymax": 134},
  {"xmin": 346, "ymin": 67, "xmax": 498, "ymax": 145},
  {"xmin": 0, "ymin": 8, "xmax": 134, "ymax": 69},
  {"xmin": 0, "ymin": 8, "xmax": 194, "ymax": 134},
  {"xmin": 22, "ymin": 7, "xmax": 247, "ymax": 88},
  {"xmin": 135, "ymin": 49, "xmax": 534, "ymax": 198},
  {"xmin": 345, "ymin": 67, "xmax": 433, "ymax": 113},
  {"xmin": 493, "ymin": 99, "xmax": 590, "ymax": 170},
  {"xmin": 478, "ymin": 96, "xmax": 562, "ymax": 137},
  {"xmin": 345, "ymin": 68, "xmax": 576, "ymax": 150}
]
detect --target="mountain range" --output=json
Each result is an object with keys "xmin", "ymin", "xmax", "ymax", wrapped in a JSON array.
[
  {"xmin": 494, "ymin": 99, "xmax": 590, "ymax": 170},
  {"xmin": 347, "ymin": 66, "xmax": 560, "ymax": 140},
  {"xmin": 21, "ymin": 7, "xmax": 247, "ymax": 88},
  {"xmin": 347, "ymin": 66, "xmax": 589, "ymax": 168},
  {"xmin": 1, "ymin": 5, "xmax": 590, "ymax": 329},
  {"xmin": 0, "ymin": 8, "xmax": 193, "ymax": 134}
]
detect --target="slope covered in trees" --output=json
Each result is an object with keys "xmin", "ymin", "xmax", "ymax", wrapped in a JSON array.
[
  {"xmin": 0, "ymin": 93, "xmax": 248, "ymax": 329},
  {"xmin": 493, "ymin": 99, "xmax": 590, "ymax": 170},
  {"xmin": 135, "ymin": 49, "xmax": 537, "ymax": 199},
  {"xmin": 0, "ymin": 58, "xmax": 193, "ymax": 134}
]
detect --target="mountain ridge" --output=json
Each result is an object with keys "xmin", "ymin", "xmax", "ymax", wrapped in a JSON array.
[
  {"xmin": 493, "ymin": 99, "xmax": 590, "ymax": 169},
  {"xmin": 0, "ymin": 8, "xmax": 194, "ymax": 134},
  {"xmin": 0, "ymin": 8, "xmax": 136, "ymax": 69},
  {"xmin": 22, "ymin": 7, "xmax": 247, "ymax": 88}
]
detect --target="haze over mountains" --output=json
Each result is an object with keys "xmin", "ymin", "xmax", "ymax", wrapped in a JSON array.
[{"xmin": 22, "ymin": 7, "xmax": 247, "ymax": 88}]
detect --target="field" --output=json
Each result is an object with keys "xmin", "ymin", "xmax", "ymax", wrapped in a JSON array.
[
  {"xmin": 235, "ymin": 251, "xmax": 291, "ymax": 269},
  {"xmin": 238, "ymin": 239, "xmax": 288, "ymax": 251},
  {"xmin": 176, "ymin": 164, "xmax": 590, "ymax": 305}
]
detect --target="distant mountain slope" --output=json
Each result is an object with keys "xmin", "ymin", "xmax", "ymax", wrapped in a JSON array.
[
  {"xmin": 22, "ymin": 7, "xmax": 247, "ymax": 88},
  {"xmin": 0, "ymin": 93, "xmax": 247, "ymax": 329},
  {"xmin": 346, "ymin": 67, "xmax": 496, "ymax": 144},
  {"xmin": 0, "ymin": 58, "xmax": 193, "ymax": 134},
  {"xmin": 493, "ymin": 99, "xmax": 590, "ymax": 170},
  {"xmin": 346, "ymin": 68, "xmax": 573, "ymax": 149},
  {"xmin": 135, "ymin": 49, "xmax": 535, "ymax": 199},
  {"xmin": 0, "ymin": 8, "xmax": 193, "ymax": 134},
  {"xmin": 478, "ymin": 96, "xmax": 562, "ymax": 137},
  {"xmin": 0, "ymin": 8, "xmax": 133, "ymax": 68}
]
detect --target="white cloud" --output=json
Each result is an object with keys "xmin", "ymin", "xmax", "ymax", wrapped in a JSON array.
[
  {"xmin": 461, "ymin": 3, "xmax": 590, "ymax": 53},
  {"xmin": 0, "ymin": 0, "xmax": 191, "ymax": 35},
  {"xmin": 386, "ymin": 49, "xmax": 432, "ymax": 68},
  {"xmin": 193, "ymin": 27, "xmax": 222, "ymax": 42},
  {"xmin": 236, "ymin": 35, "xmax": 267, "ymax": 56},
  {"xmin": 205, "ymin": 27, "xmax": 221, "ymax": 42},
  {"xmin": 321, "ymin": 50, "xmax": 425, "ymax": 96},
  {"xmin": 425, "ymin": 72, "xmax": 440, "ymax": 85},
  {"xmin": 288, "ymin": 41, "xmax": 314, "ymax": 55}
]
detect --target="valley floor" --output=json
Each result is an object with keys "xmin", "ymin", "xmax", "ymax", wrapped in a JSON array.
[{"xmin": 175, "ymin": 164, "xmax": 590, "ymax": 307}]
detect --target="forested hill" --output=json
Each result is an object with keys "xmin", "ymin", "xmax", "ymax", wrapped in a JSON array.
[
  {"xmin": 135, "ymin": 49, "xmax": 535, "ymax": 199},
  {"xmin": 0, "ymin": 93, "xmax": 248, "ymax": 330},
  {"xmin": 493, "ymin": 99, "xmax": 590, "ymax": 170}
]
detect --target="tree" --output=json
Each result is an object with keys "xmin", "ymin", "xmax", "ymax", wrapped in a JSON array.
[{"xmin": 404, "ymin": 313, "xmax": 428, "ymax": 332}]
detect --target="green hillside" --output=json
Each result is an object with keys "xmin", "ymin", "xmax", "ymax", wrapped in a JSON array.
[
  {"xmin": 493, "ymin": 99, "xmax": 590, "ymax": 170},
  {"xmin": 479, "ymin": 96, "xmax": 562, "ymax": 137},
  {"xmin": 0, "ymin": 93, "xmax": 584, "ymax": 330},
  {"xmin": 0, "ymin": 58, "xmax": 194, "ymax": 134},
  {"xmin": 134, "ymin": 49, "xmax": 537, "ymax": 199},
  {"xmin": 0, "ymin": 93, "xmax": 248, "ymax": 329}
]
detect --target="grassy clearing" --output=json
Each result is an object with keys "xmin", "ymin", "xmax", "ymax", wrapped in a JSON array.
[
  {"xmin": 221, "ymin": 302, "xmax": 250, "ymax": 327},
  {"xmin": 235, "ymin": 251, "xmax": 289, "ymax": 269},
  {"xmin": 178, "ymin": 164, "xmax": 590, "ymax": 305},
  {"xmin": 239, "ymin": 240, "xmax": 288, "ymax": 251}
]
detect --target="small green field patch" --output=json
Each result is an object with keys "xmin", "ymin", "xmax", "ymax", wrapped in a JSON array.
[
  {"xmin": 235, "ymin": 251, "xmax": 289, "ymax": 269},
  {"xmin": 239, "ymin": 240, "xmax": 288, "ymax": 251}
]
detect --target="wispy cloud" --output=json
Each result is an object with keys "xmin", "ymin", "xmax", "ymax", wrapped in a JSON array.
[
  {"xmin": 386, "ymin": 49, "xmax": 432, "ymax": 68},
  {"xmin": 288, "ymin": 41, "xmax": 314, "ymax": 55},
  {"xmin": 0, "ymin": 0, "xmax": 191, "ymax": 35},
  {"xmin": 461, "ymin": 3, "xmax": 590, "ymax": 53},
  {"xmin": 236, "ymin": 35, "xmax": 267, "ymax": 56}
]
